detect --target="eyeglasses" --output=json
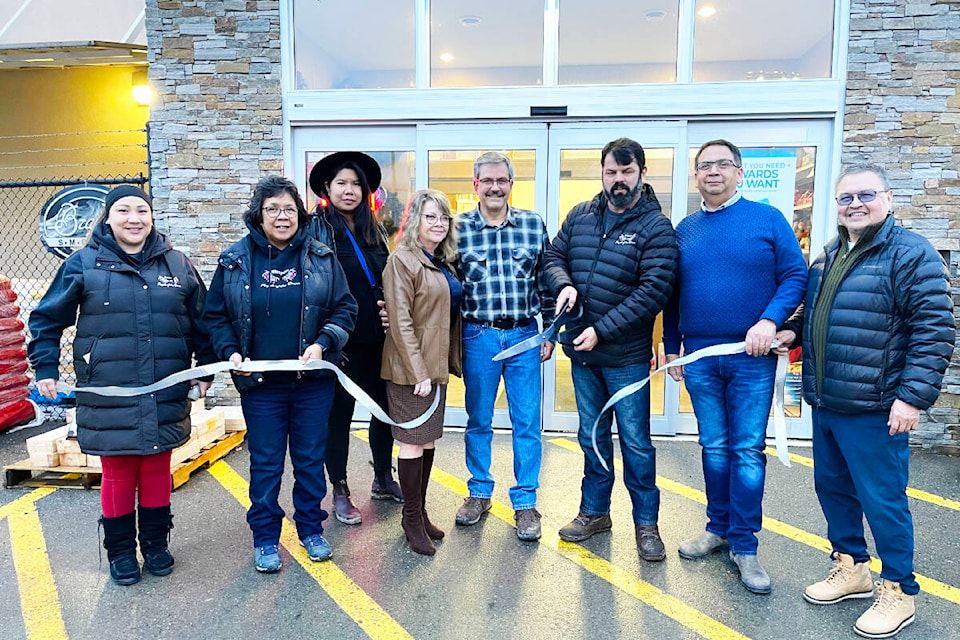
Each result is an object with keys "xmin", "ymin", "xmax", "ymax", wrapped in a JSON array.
[
  {"xmin": 695, "ymin": 159, "xmax": 740, "ymax": 172},
  {"xmin": 835, "ymin": 189, "xmax": 886, "ymax": 206},
  {"xmin": 423, "ymin": 213, "xmax": 453, "ymax": 227},
  {"xmin": 478, "ymin": 178, "xmax": 513, "ymax": 187},
  {"xmin": 262, "ymin": 206, "xmax": 298, "ymax": 218}
]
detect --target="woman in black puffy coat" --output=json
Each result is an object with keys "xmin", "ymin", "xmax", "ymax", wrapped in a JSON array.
[{"xmin": 29, "ymin": 185, "xmax": 214, "ymax": 586}]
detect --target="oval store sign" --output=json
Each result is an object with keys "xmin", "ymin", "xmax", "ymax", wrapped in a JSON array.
[{"xmin": 38, "ymin": 184, "xmax": 109, "ymax": 259}]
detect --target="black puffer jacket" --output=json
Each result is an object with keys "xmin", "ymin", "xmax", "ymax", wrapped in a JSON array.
[
  {"xmin": 801, "ymin": 215, "xmax": 955, "ymax": 413},
  {"xmin": 28, "ymin": 223, "xmax": 213, "ymax": 456},
  {"xmin": 543, "ymin": 186, "xmax": 678, "ymax": 367},
  {"xmin": 203, "ymin": 223, "xmax": 357, "ymax": 393}
]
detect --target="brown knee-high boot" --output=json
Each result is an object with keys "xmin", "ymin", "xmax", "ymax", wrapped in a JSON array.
[
  {"xmin": 397, "ymin": 457, "xmax": 435, "ymax": 556},
  {"xmin": 421, "ymin": 449, "xmax": 444, "ymax": 540}
]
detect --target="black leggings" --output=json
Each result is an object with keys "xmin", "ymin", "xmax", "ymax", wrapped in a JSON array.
[{"xmin": 324, "ymin": 342, "xmax": 394, "ymax": 482}]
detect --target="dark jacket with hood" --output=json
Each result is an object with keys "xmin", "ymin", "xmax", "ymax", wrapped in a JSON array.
[
  {"xmin": 797, "ymin": 214, "xmax": 955, "ymax": 413},
  {"xmin": 542, "ymin": 185, "xmax": 678, "ymax": 367},
  {"xmin": 203, "ymin": 222, "xmax": 357, "ymax": 393},
  {"xmin": 27, "ymin": 222, "xmax": 214, "ymax": 456}
]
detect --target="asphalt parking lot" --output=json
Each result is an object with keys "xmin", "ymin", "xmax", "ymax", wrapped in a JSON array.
[{"xmin": 1, "ymin": 421, "xmax": 959, "ymax": 640}]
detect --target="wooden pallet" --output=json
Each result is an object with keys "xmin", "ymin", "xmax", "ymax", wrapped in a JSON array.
[
  {"xmin": 171, "ymin": 429, "xmax": 246, "ymax": 490},
  {"xmin": 3, "ymin": 430, "xmax": 246, "ymax": 491}
]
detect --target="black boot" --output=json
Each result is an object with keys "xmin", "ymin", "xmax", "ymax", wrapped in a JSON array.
[
  {"xmin": 138, "ymin": 505, "xmax": 175, "ymax": 576},
  {"xmin": 420, "ymin": 449, "xmax": 444, "ymax": 540},
  {"xmin": 397, "ymin": 457, "xmax": 435, "ymax": 556},
  {"xmin": 100, "ymin": 512, "xmax": 141, "ymax": 586}
]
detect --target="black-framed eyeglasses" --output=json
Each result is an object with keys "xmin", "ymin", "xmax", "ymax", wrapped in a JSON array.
[
  {"xmin": 695, "ymin": 159, "xmax": 740, "ymax": 172},
  {"xmin": 424, "ymin": 213, "xmax": 453, "ymax": 226},
  {"xmin": 262, "ymin": 206, "xmax": 298, "ymax": 218},
  {"xmin": 835, "ymin": 190, "xmax": 886, "ymax": 206},
  {"xmin": 478, "ymin": 178, "xmax": 512, "ymax": 187}
]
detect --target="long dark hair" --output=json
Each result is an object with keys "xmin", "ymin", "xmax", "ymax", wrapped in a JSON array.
[
  {"xmin": 317, "ymin": 161, "xmax": 382, "ymax": 246},
  {"xmin": 244, "ymin": 176, "xmax": 309, "ymax": 230}
]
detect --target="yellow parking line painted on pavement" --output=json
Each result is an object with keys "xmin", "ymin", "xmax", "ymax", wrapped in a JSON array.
[
  {"xmin": 763, "ymin": 447, "xmax": 960, "ymax": 512},
  {"xmin": 0, "ymin": 487, "xmax": 57, "ymax": 522},
  {"xmin": 207, "ymin": 460, "xmax": 414, "ymax": 640},
  {"xmin": 350, "ymin": 429, "xmax": 749, "ymax": 640},
  {"xmin": 551, "ymin": 438, "xmax": 960, "ymax": 607},
  {"xmin": 8, "ymin": 502, "xmax": 68, "ymax": 640}
]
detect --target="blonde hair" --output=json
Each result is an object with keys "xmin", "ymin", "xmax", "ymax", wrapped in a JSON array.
[{"xmin": 398, "ymin": 189, "xmax": 458, "ymax": 266}]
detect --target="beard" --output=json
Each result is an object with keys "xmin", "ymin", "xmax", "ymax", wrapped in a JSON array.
[{"xmin": 605, "ymin": 180, "xmax": 642, "ymax": 209}]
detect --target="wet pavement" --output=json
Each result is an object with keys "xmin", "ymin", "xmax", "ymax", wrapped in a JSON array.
[{"xmin": 1, "ymin": 421, "xmax": 958, "ymax": 640}]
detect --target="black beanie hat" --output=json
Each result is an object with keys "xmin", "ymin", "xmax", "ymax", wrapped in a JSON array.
[{"xmin": 103, "ymin": 185, "xmax": 152, "ymax": 216}]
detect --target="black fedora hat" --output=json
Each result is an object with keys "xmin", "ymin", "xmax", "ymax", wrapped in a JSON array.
[{"xmin": 309, "ymin": 151, "xmax": 382, "ymax": 198}]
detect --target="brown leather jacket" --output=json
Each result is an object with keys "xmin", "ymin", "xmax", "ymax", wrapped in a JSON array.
[{"xmin": 381, "ymin": 247, "xmax": 462, "ymax": 385}]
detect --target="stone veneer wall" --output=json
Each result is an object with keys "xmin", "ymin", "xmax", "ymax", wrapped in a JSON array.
[
  {"xmin": 145, "ymin": 0, "xmax": 283, "ymax": 399},
  {"xmin": 845, "ymin": 0, "xmax": 960, "ymax": 451}
]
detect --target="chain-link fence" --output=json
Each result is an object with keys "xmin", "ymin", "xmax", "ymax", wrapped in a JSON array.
[{"xmin": 1, "ymin": 175, "xmax": 148, "ymax": 421}]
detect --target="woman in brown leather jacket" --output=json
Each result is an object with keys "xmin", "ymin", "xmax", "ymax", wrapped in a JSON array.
[{"xmin": 381, "ymin": 189, "xmax": 462, "ymax": 556}]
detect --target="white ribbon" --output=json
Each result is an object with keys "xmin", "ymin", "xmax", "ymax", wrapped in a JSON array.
[
  {"xmin": 591, "ymin": 342, "xmax": 791, "ymax": 471},
  {"xmin": 61, "ymin": 359, "xmax": 439, "ymax": 431}
]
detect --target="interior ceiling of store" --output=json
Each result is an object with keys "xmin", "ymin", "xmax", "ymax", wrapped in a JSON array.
[
  {"xmin": 0, "ymin": 0, "xmax": 146, "ymax": 70},
  {"xmin": 295, "ymin": 0, "xmax": 835, "ymax": 69}
]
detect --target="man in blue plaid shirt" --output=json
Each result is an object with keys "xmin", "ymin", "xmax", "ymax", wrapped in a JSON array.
[{"xmin": 454, "ymin": 151, "xmax": 555, "ymax": 541}]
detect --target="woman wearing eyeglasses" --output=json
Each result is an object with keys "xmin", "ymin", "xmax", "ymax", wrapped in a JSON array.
[
  {"xmin": 381, "ymin": 189, "xmax": 462, "ymax": 556},
  {"xmin": 204, "ymin": 176, "xmax": 357, "ymax": 573},
  {"xmin": 308, "ymin": 151, "xmax": 401, "ymax": 526}
]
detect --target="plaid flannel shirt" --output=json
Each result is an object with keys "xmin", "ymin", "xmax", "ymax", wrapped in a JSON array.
[{"xmin": 456, "ymin": 206, "xmax": 555, "ymax": 327}]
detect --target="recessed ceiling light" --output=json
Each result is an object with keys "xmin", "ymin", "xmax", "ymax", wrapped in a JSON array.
[
  {"xmin": 439, "ymin": 52, "xmax": 455, "ymax": 63},
  {"xmin": 644, "ymin": 10, "xmax": 666, "ymax": 22},
  {"xmin": 24, "ymin": 58, "xmax": 55, "ymax": 63},
  {"xmin": 697, "ymin": 6, "xmax": 717, "ymax": 18},
  {"xmin": 458, "ymin": 15, "xmax": 481, "ymax": 27}
]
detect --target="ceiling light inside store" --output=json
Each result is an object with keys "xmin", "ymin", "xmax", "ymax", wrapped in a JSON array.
[
  {"xmin": 697, "ymin": 6, "xmax": 717, "ymax": 18},
  {"xmin": 458, "ymin": 16, "xmax": 481, "ymax": 27},
  {"xmin": 439, "ymin": 52, "xmax": 455, "ymax": 63},
  {"xmin": 24, "ymin": 58, "xmax": 55, "ymax": 63},
  {"xmin": 644, "ymin": 10, "xmax": 666, "ymax": 22}
]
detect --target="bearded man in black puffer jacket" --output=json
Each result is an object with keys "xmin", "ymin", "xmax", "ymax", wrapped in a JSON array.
[{"xmin": 542, "ymin": 137, "xmax": 677, "ymax": 563}]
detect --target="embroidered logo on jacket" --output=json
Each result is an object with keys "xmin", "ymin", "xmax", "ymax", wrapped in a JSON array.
[
  {"xmin": 615, "ymin": 233, "xmax": 637, "ymax": 246},
  {"xmin": 157, "ymin": 275, "xmax": 181, "ymax": 288},
  {"xmin": 261, "ymin": 268, "xmax": 300, "ymax": 288}
]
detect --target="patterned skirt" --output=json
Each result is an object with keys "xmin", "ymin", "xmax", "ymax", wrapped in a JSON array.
[{"xmin": 386, "ymin": 382, "xmax": 446, "ymax": 445}]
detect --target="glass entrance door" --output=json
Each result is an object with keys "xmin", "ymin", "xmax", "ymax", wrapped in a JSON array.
[{"xmin": 290, "ymin": 119, "xmax": 832, "ymax": 438}]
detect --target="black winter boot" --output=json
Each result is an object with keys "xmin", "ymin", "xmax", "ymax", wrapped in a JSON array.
[
  {"xmin": 138, "ymin": 505, "xmax": 175, "ymax": 576},
  {"xmin": 100, "ymin": 512, "xmax": 141, "ymax": 586}
]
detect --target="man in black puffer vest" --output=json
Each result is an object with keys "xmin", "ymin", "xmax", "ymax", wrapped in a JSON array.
[
  {"xmin": 543, "ymin": 137, "xmax": 677, "ymax": 563},
  {"xmin": 781, "ymin": 163, "xmax": 955, "ymax": 639}
]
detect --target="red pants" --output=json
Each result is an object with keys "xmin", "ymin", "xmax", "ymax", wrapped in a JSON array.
[{"xmin": 100, "ymin": 451, "xmax": 172, "ymax": 517}]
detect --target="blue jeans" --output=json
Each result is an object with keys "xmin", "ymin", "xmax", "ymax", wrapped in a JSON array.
[
  {"xmin": 241, "ymin": 378, "xmax": 334, "ymax": 547},
  {"xmin": 570, "ymin": 361, "xmax": 658, "ymax": 525},
  {"xmin": 813, "ymin": 407, "xmax": 918, "ymax": 594},
  {"xmin": 462, "ymin": 320, "xmax": 542, "ymax": 510},
  {"xmin": 683, "ymin": 352, "xmax": 776, "ymax": 555}
]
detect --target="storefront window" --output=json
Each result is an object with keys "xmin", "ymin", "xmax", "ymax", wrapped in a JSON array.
[
  {"xmin": 554, "ymin": 147, "xmax": 674, "ymax": 417},
  {"xmin": 292, "ymin": 0, "xmax": 415, "ymax": 89},
  {"xmin": 558, "ymin": 1, "xmax": 679, "ymax": 85},
  {"xmin": 692, "ymin": 0, "xmax": 834, "ymax": 82},
  {"xmin": 430, "ymin": 0, "xmax": 543, "ymax": 87},
  {"xmin": 304, "ymin": 150, "xmax": 416, "ymax": 239}
]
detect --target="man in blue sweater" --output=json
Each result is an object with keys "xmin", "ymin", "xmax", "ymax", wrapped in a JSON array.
[{"xmin": 663, "ymin": 139, "xmax": 806, "ymax": 594}]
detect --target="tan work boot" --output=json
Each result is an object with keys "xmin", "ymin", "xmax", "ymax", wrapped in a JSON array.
[
  {"xmin": 854, "ymin": 580, "xmax": 915, "ymax": 639},
  {"xmin": 804, "ymin": 552, "xmax": 874, "ymax": 605}
]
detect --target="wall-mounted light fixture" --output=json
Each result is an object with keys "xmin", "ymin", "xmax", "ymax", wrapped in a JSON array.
[{"xmin": 132, "ymin": 68, "xmax": 152, "ymax": 105}]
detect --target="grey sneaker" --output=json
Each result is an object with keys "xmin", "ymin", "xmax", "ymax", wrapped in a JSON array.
[
  {"xmin": 729, "ymin": 551, "xmax": 771, "ymax": 594},
  {"xmin": 455, "ymin": 497, "xmax": 492, "ymax": 526},
  {"xmin": 678, "ymin": 531, "xmax": 728, "ymax": 559},
  {"xmin": 515, "ymin": 509, "xmax": 542, "ymax": 541},
  {"xmin": 558, "ymin": 511, "xmax": 612, "ymax": 542}
]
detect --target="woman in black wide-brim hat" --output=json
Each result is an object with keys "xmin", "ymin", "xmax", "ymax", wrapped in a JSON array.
[{"xmin": 309, "ymin": 151, "xmax": 402, "ymax": 525}]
